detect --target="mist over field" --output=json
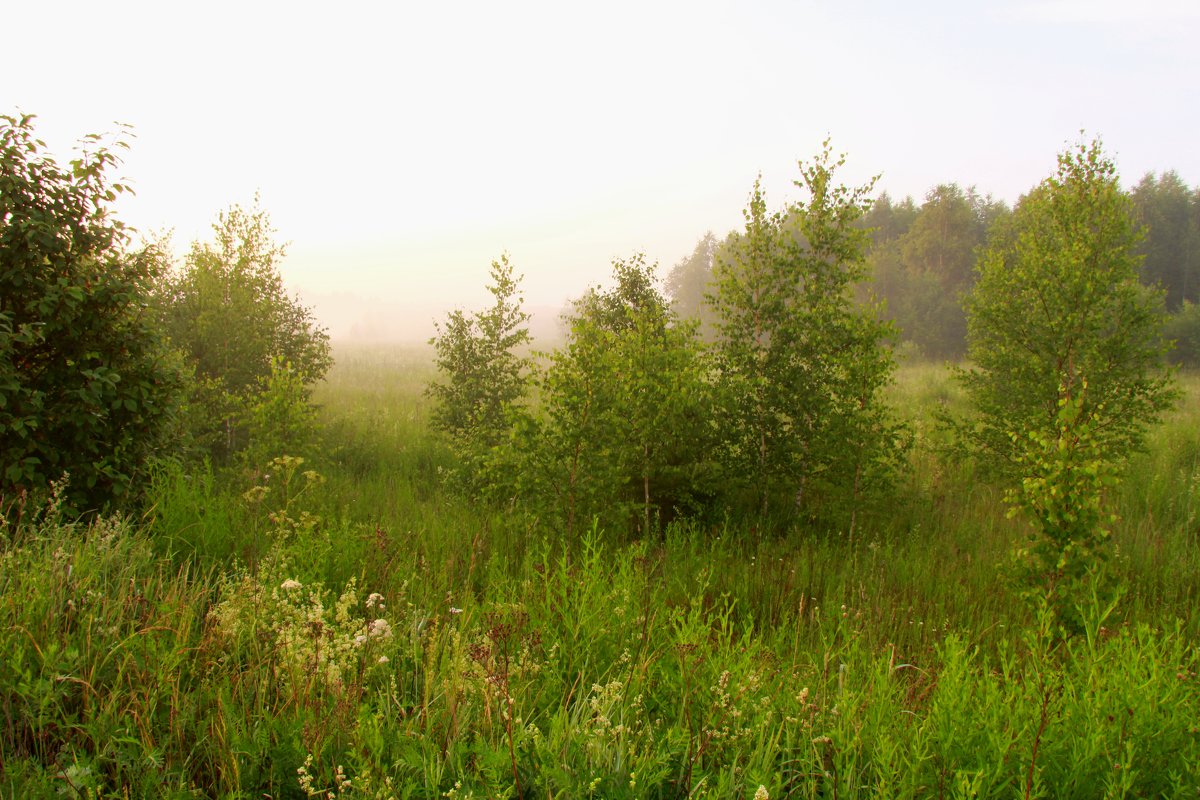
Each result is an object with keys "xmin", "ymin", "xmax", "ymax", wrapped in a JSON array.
[{"xmin": 298, "ymin": 289, "xmax": 565, "ymax": 344}]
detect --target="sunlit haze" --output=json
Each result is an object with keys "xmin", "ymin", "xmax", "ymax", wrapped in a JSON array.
[{"xmin": 9, "ymin": 0, "xmax": 1199, "ymax": 340}]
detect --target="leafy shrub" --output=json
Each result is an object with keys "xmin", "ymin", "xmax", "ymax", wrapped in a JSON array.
[
  {"xmin": 508, "ymin": 255, "xmax": 715, "ymax": 535},
  {"xmin": 0, "ymin": 114, "xmax": 184, "ymax": 514},
  {"xmin": 156, "ymin": 199, "xmax": 331, "ymax": 464}
]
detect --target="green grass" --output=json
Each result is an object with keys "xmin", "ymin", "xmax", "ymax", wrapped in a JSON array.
[{"xmin": 1, "ymin": 347, "xmax": 1197, "ymax": 798}]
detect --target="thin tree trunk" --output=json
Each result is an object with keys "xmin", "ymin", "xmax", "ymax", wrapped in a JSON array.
[{"xmin": 643, "ymin": 443, "xmax": 651, "ymax": 536}]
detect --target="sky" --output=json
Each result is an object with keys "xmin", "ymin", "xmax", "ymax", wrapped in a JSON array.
[{"xmin": 8, "ymin": 0, "xmax": 1200, "ymax": 340}]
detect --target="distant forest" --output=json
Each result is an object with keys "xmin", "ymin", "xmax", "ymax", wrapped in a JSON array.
[{"xmin": 666, "ymin": 171, "xmax": 1200, "ymax": 363}]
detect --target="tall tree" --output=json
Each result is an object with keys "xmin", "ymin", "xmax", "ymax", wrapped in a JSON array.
[
  {"xmin": 892, "ymin": 185, "xmax": 1006, "ymax": 359},
  {"xmin": 709, "ymin": 144, "xmax": 903, "ymax": 524},
  {"xmin": 860, "ymin": 192, "xmax": 917, "ymax": 340},
  {"xmin": 664, "ymin": 232, "xmax": 718, "ymax": 337},
  {"xmin": 960, "ymin": 141, "xmax": 1177, "ymax": 632},
  {"xmin": 860, "ymin": 191, "xmax": 919, "ymax": 249},
  {"xmin": 1130, "ymin": 170, "xmax": 1200, "ymax": 311}
]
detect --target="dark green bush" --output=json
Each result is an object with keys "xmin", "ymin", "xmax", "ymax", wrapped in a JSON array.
[{"xmin": 0, "ymin": 114, "xmax": 183, "ymax": 515}]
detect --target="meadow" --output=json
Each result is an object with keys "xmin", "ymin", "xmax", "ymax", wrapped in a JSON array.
[{"xmin": 1, "ymin": 345, "xmax": 1197, "ymax": 798}]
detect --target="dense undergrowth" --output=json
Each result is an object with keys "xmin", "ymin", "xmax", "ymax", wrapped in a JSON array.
[{"xmin": 1, "ymin": 347, "xmax": 1198, "ymax": 798}]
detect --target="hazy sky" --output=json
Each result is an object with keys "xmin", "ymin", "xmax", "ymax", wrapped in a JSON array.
[{"xmin": 9, "ymin": 0, "xmax": 1200, "ymax": 339}]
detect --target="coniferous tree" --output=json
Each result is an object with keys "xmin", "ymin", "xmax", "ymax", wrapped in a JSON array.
[{"xmin": 1130, "ymin": 170, "xmax": 1200, "ymax": 311}]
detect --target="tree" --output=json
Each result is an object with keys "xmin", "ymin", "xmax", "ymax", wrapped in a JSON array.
[
  {"xmin": 514, "ymin": 255, "xmax": 712, "ymax": 535},
  {"xmin": 0, "ymin": 114, "xmax": 184, "ymax": 514},
  {"xmin": 959, "ymin": 139, "xmax": 1176, "ymax": 473},
  {"xmin": 708, "ymin": 144, "xmax": 903, "ymax": 525},
  {"xmin": 1163, "ymin": 300, "xmax": 1200, "ymax": 366},
  {"xmin": 860, "ymin": 192, "xmax": 917, "ymax": 346},
  {"xmin": 427, "ymin": 253, "xmax": 531, "ymax": 456},
  {"xmin": 156, "ymin": 199, "xmax": 332, "ymax": 462},
  {"xmin": 861, "ymin": 186, "xmax": 1010, "ymax": 360},
  {"xmin": 958, "ymin": 139, "xmax": 1177, "ymax": 630},
  {"xmin": 1130, "ymin": 170, "xmax": 1199, "ymax": 311},
  {"xmin": 859, "ymin": 191, "xmax": 918, "ymax": 249},
  {"xmin": 664, "ymin": 232, "xmax": 718, "ymax": 337}
]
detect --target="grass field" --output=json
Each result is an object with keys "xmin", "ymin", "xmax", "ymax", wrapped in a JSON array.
[{"xmin": 1, "ymin": 345, "xmax": 1197, "ymax": 798}]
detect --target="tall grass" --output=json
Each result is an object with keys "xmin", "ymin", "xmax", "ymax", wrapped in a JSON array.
[{"xmin": 1, "ymin": 346, "xmax": 1197, "ymax": 797}]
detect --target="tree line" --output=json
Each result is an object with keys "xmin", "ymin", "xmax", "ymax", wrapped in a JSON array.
[{"xmin": 667, "ymin": 166, "xmax": 1200, "ymax": 364}]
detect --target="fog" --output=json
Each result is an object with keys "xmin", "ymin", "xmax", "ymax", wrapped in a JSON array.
[{"xmin": 8, "ymin": 0, "xmax": 1199, "ymax": 344}]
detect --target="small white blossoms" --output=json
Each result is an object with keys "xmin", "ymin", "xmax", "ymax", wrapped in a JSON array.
[
  {"xmin": 365, "ymin": 592, "xmax": 385, "ymax": 610},
  {"xmin": 367, "ymin": 618, "xmax": 392, "ymax": 639},
  {"xmin": 449, "ymin": 607, "xmax": 463, "ymax": 615},
  {"xmin": 280, "ymin": 579, "xmax": 303, "ymax": 591},
  {"xmin": 377, "ymin": 655, "xmax": 389, "ymax": 665},
  {"xmin": 754, "ymin": 786, "xmax": 769, "ymax": 800}
]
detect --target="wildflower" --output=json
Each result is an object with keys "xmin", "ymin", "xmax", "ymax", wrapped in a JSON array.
[
  {"xmin": 755, "ymin": 786, "xmax": 770, "ymax": 800},
  {"xmin": 377, "ymin": 655, "xmax": 389, "ymax": 664},
  {"xmin": 242, "ymin": 485, "xmax": 269, "ymax": 504},
  {"xmin": 281, "ymin": 579, "xmax": 303, "ymax": 591},
  {"xmin": 366, "ymin": 592, "xmax": 385, "ymax": 610},
  {"xmin": 449, "ymin": 606, "xmax": 463, "ymax": 615},
  {"xmin": 368, "ymin": 618, "xmax": 393, "ymax": 639},
  {"xmin": 297, "ymin": 754, "xmax": 315, "ymax": 794}
]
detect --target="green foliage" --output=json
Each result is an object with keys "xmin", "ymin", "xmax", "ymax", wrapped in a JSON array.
[
  {"xmin": 427, "ymin": 254, "xmax": 531, "ymax": 463},
  {"xmin": 859, "ymin": 191, "xmax": 919, "ymax": 248},
  {"xmin": 664, "ymin": 231, "xmax": 719, "ymax": 337},
  {"xmin": 0, "ymin": 514, "xmax": 209, "ymax": 796},
  {"xmin": 959, "ymin": 139, "xmax": 1179, "ymax": 634},
  {"xmin": 1130, "ymin": 169, "xmax": 1200, "ymax": 311},
  {"xmin": 868, "ymin": 185, "xmax": 1007, "ymax": 360},
  {"xmin": 1006, "ymin": 384, "xmax": 1120, "ymax": 634},
  {"xmin": 3, "ymin": 352, "xmax": 1199, "ymax": 796},
  {"xmin": 512, "ymin": 255, "xmax": 713, "ymax": 534},
  {"xmin": 959, "ymin": 138, "xmax": 1177, "ymax": 474},
  {"xmin": 708, "ymin": 143, "xmax": 904, "ymax": 524},
  {"xmin": 241, "ymin": 357, "xmax": 322, "ymax": 469},
  {"xmin": 1163, "ymin": 299, "xmax": 1200, "ymax": 366},
  {"xmin": 156, "ymin": 198, "xmax": 331, "ymax": 462},
  {"xmin": 0, "ymin": 114, "xmax": 184, "ymax": 514},
  {"xmin": 6, "ymin": 503, "xmax": 1198, "ymax": 798}
]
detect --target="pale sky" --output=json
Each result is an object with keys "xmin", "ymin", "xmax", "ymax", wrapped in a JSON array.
[{"xmin": 9, "ymin": 0, "xmax": 1199, "ymax": 340}]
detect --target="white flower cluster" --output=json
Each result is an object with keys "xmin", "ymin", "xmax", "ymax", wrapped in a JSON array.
[{"xmin": 208, "ymin": 572, "xmax": 397, "ymax": 700}]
